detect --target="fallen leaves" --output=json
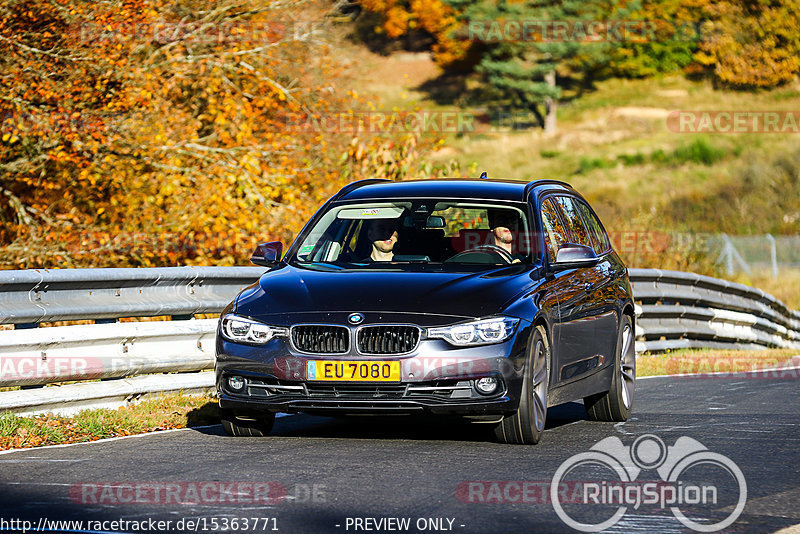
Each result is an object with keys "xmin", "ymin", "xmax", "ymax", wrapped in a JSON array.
[{"xmin": 0, "ymin": 393, "xmax": 220, "ymax": 451}]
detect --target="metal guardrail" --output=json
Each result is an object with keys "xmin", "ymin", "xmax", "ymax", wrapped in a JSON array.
[
  {"xmin": 0, "ymin": 266, "xmax": 265, "ymax": 325},
  {"xmin": 0, "ymin": 267, "xmax": 265, "ymax": 414},
  {"xmin": 0, "ymin": 319, "xmax": 218, "ymax": 387},
  {"xmin": 3, "ymin": 372, "xmax": 216, "ymax": 417},
  {"xmin": 629, "ymin": 269, "xmax": 800, "ymax": 353},
  {"xmin": 0, "ymin": 266, "xmax": 798, "ymax": 415}
]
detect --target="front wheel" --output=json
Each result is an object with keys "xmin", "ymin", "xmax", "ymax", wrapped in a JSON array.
[
  {"xmin": 584, "ymin": 314, "xmax": 635, "ymax": 422},
  {"xmin": 221, "ymin": 409, "xmax": 275, "ymax": 437},
  {"xmin": 493, "ymin": 324, "xmax": 550, "ymax": 445}
]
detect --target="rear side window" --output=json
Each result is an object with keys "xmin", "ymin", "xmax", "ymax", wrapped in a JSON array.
[
  {"xmin": 552, "ymin": 196, "xmax": 594, "ymax": 248},
  {"xmin": 576, "ymin": 201, "xmax": 611, "ymax": 254},
  {"xmin": 539, "ymin": 198, "xmax": 569, "ymax": 262}
]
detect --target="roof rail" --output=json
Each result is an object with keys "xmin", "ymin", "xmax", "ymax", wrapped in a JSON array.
[
  {"xmin": 523, "ymin": 179, "xmax": 572, "ymax": 198},
  {"xmin": 332, "ymin": 178, "xmax": 392, "ymax": 201}
]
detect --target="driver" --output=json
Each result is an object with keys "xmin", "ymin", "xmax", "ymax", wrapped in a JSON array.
[
  {"xmin": 487, "ymin": 209, "xmax": 524, "ymax": 263},
  {"xmin": 363, "ymin": 218, "xmax": 399, "ymax": 261}
]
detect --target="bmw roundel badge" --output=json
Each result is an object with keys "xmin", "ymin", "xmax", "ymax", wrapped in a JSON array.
[{"xmin": 348, "ymin": 313, "xmax": 364, "ymax": 325}]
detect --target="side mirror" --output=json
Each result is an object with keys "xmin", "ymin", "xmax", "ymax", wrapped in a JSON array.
[
  {"xmin": 250, "ymin": 241, "xmax": 283, "ymax": 267},
  {"xmin": 551, "ymin": 243, "xmax": 599, "ymax": 270}
]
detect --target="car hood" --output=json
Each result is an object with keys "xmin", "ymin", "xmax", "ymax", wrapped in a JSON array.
[{"xmin": 234, "ymin": 264, "xmax": 538, "ymax": 322}]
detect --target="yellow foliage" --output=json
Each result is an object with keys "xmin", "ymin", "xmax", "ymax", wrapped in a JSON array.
[
  {"xmin": 0, "ymin": 0, "xmax": 452, "ymax": 268},
  {"xmin": 696, "ymin": 0, "xmax": 800, "ymax": 87}
]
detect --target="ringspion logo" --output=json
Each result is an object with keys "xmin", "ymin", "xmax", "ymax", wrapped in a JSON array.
[{"xmin": 551, "ymin": 434, "xmax": 747, "ymax": 532}]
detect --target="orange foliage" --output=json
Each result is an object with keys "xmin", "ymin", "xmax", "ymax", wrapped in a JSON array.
[
  {"xmin": 359, "ymin": 0, "xmax": 468, "ymax": 66},
  {"xmin": 358, "ymin": 0, "xmax": 800, "ymax": 86},
  {"xmin": 0, "ymin": 0, "xmax": 451, "ymax": 268}
]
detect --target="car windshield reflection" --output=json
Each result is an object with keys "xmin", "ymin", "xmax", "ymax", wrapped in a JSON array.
[{"xmin": 292, "ymin": 199, "xmax": 532, "ymax": 269}]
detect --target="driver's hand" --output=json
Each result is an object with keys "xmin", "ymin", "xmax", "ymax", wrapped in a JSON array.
[{"xmin": 512, "ymin": 259, "xmax": 521, "ymax": 264}]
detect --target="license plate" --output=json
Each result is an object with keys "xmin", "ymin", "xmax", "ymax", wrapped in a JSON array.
[{"xmin": 307, "ymin": 360, "xmax": 401, "ymax": 382}]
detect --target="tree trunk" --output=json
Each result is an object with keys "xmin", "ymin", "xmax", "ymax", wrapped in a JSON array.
[
  {"xmin": 530, "ymin": 105, "xmax": 545, "ymax": 129},
  {"xmin": 544, "ymin": 69, "xmax": 557, "ymax": 134}
]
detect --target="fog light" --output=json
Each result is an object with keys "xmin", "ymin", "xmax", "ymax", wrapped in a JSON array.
[
  {"xmin": 475, "ymin": 377, "xmax": 498, "ymax": 395},
  {"xmin": 228, "ymin": 376, "xmax": 246, "ymax": 392}
]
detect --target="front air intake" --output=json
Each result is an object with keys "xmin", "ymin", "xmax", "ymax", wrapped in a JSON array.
[
  {"xmin": 292, "ymin": 325, "xmax": 350, "ymax": 354},
  {"xmin": 357, "ymin": 325, "xmax": 420, "ymax": 355}
]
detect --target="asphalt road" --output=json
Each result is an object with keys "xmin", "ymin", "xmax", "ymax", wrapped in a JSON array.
[{"xmin": 1, "ymin": 369, "xmax": 798, "ymax": 534}]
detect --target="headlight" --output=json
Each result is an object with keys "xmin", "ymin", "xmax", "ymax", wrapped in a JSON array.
[
  {"xmin": 220, "ymin": 314, "xmax": 288, "ymax": 344},
  {"xmin": 428, "ymin": 317, "xmax": 519, "ymax": 347}
]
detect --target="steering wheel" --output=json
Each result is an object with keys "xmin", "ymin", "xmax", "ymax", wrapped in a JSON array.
[
  {"xmin": 474, "ymin": 244, "xmax": 514, "ymax": 263},
  {"xmin": 446, "ymin": 244, "xmax": 514, "ymax": 264}
]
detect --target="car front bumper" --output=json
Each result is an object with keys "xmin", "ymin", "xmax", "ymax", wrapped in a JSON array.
[{"xmin": 215, "ymin": 320, "xmax": 532, "ymax": 417}]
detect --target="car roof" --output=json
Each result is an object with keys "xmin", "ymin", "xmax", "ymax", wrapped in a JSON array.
[{"xmin": 335, "ymin": 178, "xmax": 575, "ymax": 203}]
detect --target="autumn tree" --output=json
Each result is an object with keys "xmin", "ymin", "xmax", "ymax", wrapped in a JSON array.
[
  {"xmin": 357, "ymin": 0, "xmax": 638, "ymax": 133},
  {"xmin": 0, "ymin": 0, "xmax": 451, "ymax": 268},
  {"xmin": 358, "ymin": 0, "xmax": 469, "ymax": 64},
  {"xmin": 357, "ymin": 0, "xmax": 800, "ymax": 99},
  {"xmin": 607, "ymin": 0, "xmax": 705, "ymax": 77},
  {"xmin": 695, "ymin": 0, "xmax": 800, "ymax": 87}
]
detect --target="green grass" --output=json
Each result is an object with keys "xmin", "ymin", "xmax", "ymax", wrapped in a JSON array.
[
  {"xmin": 577, "ymin": 156, "xmax": 614, "ymax": 174},
  {"xmin": 576, "ymin": 137, "xmax": 733, "ymax": 175},
  {"xmin": 669, "ymin": 137, "xmax": 730, "ymax": 165},
  {"xmin": 616, "ymin": 152, "xmax": 647, "ymax": 166},
  {"xmin": 0, "ymin": 393, "xmax": 220, "ymax": 450},
  {"xmin": 637, "ymin": 348, "xmax": 800, "ymax": 377},
  {"xmin": 0, "ymin": 414, "xmax": 69, "ymax": 443}
]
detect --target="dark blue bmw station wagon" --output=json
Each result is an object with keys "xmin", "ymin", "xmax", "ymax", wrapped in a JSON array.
[{"xmin": 215, "ymin": 178, "xmax": 635, "ymax": 444}]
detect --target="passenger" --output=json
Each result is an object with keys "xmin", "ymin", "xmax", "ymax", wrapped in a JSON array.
[{"xmin": 363, "ymin": 218, "xmax": 399, "ymax": 261}]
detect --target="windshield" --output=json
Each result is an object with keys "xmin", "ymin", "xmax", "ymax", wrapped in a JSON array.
[{"xmin": 292, "ymin": 199, "xmax": 533, "ymax": 269}]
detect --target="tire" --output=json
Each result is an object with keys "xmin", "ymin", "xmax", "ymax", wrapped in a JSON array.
[
  {"xmin": 584, "ymin": 314, "xmax": 635, "ymax": 422},
  {"xmin": 221, "ymin": 409, "xmax": 275, "ymax": 437},
  {"xmin": 493, "ymin": 324, "xmax": 550, "ymax": 445}
]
